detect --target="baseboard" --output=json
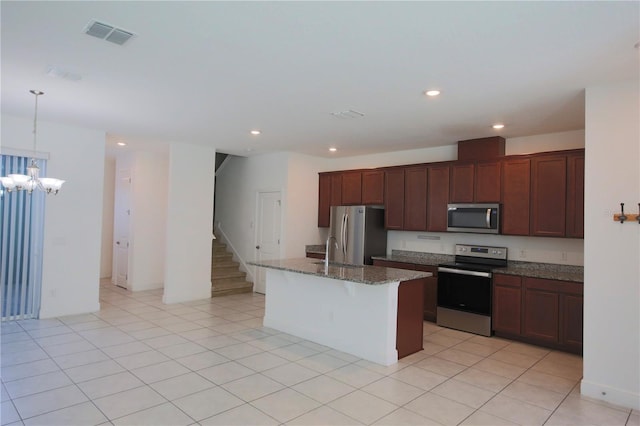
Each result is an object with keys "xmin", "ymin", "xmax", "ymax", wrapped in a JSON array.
[
  {"xmin": 39, "ymin": 301, "xmax": 101, "ymax": 319},
  {"xmin": 581, "ymin": 379, "xmax": 640, "ymax": 410}
]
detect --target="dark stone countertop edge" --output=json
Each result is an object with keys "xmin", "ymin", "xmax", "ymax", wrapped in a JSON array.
[
  {"xmin": 370, "ymin": 252, "xmax": 583, "ymax": 283},
  {"xmin": 249, "ymin": 258, "xmax": 432, "ymax": 285}
]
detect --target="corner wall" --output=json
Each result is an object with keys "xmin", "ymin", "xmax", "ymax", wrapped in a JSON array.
[{"xmin": 582, "ymin": 80, "xmax": 639, "ymax": 410}]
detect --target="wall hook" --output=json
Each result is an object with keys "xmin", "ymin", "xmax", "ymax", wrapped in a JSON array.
[
  {"xmin": 638, "ymin": 203, "xmax": 640, "ymax": 224},
  {"xmin": 619, "ymin": 203, "xmax": 627, "ymax": 223}
]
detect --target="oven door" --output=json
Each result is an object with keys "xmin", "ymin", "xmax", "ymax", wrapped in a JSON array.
[{"xmin": 437, "ymin": 267, "xmax": 492, "ymax": 316}]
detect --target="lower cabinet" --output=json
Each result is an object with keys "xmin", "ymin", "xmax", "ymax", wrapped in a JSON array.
[
  {"xmin": 492, "ymin": 274, "xmax": 583, "ymax": 354},
  {"xmin": 372, "ymin": 259, "xmax": 437, "ymax": 322}
]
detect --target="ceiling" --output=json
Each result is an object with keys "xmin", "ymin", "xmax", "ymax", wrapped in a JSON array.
[{"xmin": 1, "ymin": 1, "xmax": 638, "ymax": 158}]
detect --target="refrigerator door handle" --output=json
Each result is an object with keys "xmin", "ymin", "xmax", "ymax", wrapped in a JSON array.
[{"xmin": 343, "ymin": 213, "xmax": 348, "ymax": 257}]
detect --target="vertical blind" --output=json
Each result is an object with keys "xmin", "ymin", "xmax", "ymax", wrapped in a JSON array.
[{"xmin": 0, "ymin": 154, "xmax": 46, "ymax": 321}]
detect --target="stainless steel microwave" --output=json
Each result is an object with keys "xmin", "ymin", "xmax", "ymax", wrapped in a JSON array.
[{"xmin": 447, "ymin": 203, "xmax": 500, "ymax": 234}]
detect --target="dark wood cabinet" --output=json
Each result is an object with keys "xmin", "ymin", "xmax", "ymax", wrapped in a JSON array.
[
  {"xmin": 396, "ymin": 277, "xmax": 425, "ymax": 358},
  {"xmin": 362, "ymin": 170, "xmax": 385, "ymax": 205},
  {"xmin": 560, "ymin": 293, "xmax": 584, "ymax": 352},
  {"xmin": 566, "ymin": 152, "xmax": 585, "ymax": 238},
  {"xmin": 318, "ymin": 172, "xmax": 344, "ymax": 227},
  {"xmin": 318, "ymin": 173, "xmax": 331, "ymax": 227},
  {"xmin": 522, "ymin": 280, "xmax": 560, "ymax": 344},
  {"xmin": 372, "ymin": 259, "xmax": 437, "ymax": 322},
  {"xmin": 330, "ymin": 173, "xmax": 342, "ymax": 208},
  {"xmin": 475, "ymin": 161, "xmax": 501, "ymax": 202},
  {"xmin": 403, "ymin": 166, "xmax": 428, "ymax": 231},
  {"xmin": 492, "ymin": 274, "xmax": 522, "ymax": 336},
  {"xmin": 450, "ymin": 163, "xmax": 475, "ymax": 203},
  {"xmin": 531, "ymin": 155, "xmax": 567, "ymax": 237},
  {"xmin": 384, "ymin": 168, "xmax": 405, "ymax": 230},
  {"xmin": 427, "ymin": 165, "xmax": 450, "ymax": 232},
  {"xmin": 341, "ymin": 171, "xmax": 362, "ymax": 205},
  {"xmin": 501, "ymin": 158, "xmax": 531, "ymax": 235}
]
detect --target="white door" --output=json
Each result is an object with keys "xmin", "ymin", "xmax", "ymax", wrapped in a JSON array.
[
  {"xmin": 255, "ymin": 191, "xmax": 282, "ymax": 294},
  {"xmin": 114, "ymin": 169, "xmax": 131, "ymax": 289}
]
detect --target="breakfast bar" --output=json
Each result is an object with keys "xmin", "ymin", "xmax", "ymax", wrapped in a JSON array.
[{"xmin": 249, "ymin": 258, "xmax": 432, "ymax": 365}]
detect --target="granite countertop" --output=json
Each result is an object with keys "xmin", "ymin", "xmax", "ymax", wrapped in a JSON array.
[
  {"xmin": 249, "ymin": 258, "xmax": 432, "ymax": 285},
  {"xmin": 496, "ymin": 261, "xmax": 583, "ymax": 282},
  {"xmin": 371, "ymin": 250, "xmax": 583, "ymax": 283},
  {"xmin": 372, "ymin": 250, "xmax": 455, "ymax": 267}
]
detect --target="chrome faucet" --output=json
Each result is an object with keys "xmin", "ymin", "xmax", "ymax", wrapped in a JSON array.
[{"xmin": 325, "ymin": 235, "xmax": 338, "ymax": 269}]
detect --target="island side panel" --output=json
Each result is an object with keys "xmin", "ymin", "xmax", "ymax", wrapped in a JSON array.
[
  {"xmin": 263, "ymin": 269, "xmax": 400, "ymax": 366},
  {"xmin": 396, "ymin": 278, "xmax": 425, "ymax": 358}
]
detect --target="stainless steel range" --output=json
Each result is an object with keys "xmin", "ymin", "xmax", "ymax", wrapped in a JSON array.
[{"xmin": 437, "ymin": 244, "xmax": 508, "ymax": 337}]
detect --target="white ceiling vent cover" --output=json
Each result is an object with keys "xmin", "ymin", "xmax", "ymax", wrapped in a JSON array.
[{"xmin": 84, "ymin": 20, "xmax": 135, "ymax": 45}]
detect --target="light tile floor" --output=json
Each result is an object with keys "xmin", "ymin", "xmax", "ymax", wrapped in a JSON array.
[{"xmin": 1, "ymin": 280, "xmax": 638, "ymax": 426}]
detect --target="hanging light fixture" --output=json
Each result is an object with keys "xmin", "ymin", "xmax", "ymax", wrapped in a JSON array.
[{"xmin": 1, "ymin": 90, "xmax": 65, "ymax": 194}]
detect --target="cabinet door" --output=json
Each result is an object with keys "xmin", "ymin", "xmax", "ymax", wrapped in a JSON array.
[
  {"xmin": 475, "ymin": 161, "xmax": 501, "ymax": 202},
  {"xmin": 384, "ymin": 169, "xmax": 405, "ymax": 229},
  {"xmin": 531, "ymin": 155, "xmax": 567, "ymax": 237},
  {"xmin": 404, "ymin": 166, "xmax": 428, "ymax": 231},
  {"xmin": 341, "ymin": 171, "xmax": 362, "ymax": 205},
  {"xmin": 560, "ymin": 293, "xmax": 583, "ymax": 353},
  {"xmin": 330, "ymin": 174, "xmax": 343, "ymax": 207},
  {"xmin": 566, "ymin": 152, "xmax": 585, "ymax": 238},
  {"xmin": 492, "ymin": 274, "xmax": 522, "ymax": 336},
  {"xmin": 450, "ymin": 163, "xmax": 475, "ymax": 203},
  {"xmin": 522, "ymin": 278, "xmax": 559, "ymax": 344},
  {"xmin": 427, "ymin": 165, "xmax": 450, "ymax": 232},
  {"xmin": 410, "ymin": 264, "xmax": 437, "ymax": 322},
  {"xmin": 362, "ymin": 170, "xmax": 385, "ymax": 205},
  {"xmin": 502, "ymin": 158, "xmax": 531, "ymax": 235},
  {"xmin": 318, "ymin": 173, "xmax": 331, "ymax": 227}
]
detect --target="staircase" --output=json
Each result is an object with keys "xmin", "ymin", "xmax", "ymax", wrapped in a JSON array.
[{"xmin": 211, "ymin": 239, "xmax": 253, "ymax": 297}]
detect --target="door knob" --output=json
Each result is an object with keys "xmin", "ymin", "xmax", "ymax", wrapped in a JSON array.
[
  {"xmin": 116, "ymin": 241, "xmax": 120, "ymax": 245},
  {"xmin": 255, "ymin": 245, "xmax": 260, "ymax": 249}
]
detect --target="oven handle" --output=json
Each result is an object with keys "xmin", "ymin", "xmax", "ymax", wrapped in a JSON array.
[{"xmin": 438, "ymin": 267, "xmax": 492, "ymax": 278}]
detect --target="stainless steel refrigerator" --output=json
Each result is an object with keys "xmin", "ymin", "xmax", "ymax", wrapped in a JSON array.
[{"xmin": 328, "ymin": 206, "xmax": 387, "ymax": 265}]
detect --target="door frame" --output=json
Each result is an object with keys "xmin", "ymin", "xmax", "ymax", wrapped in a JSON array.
[{"xmin": 254, "ymin": 189, "xmax": 284, "ymax": 293}]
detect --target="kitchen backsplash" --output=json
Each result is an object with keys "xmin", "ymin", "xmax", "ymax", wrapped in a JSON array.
[{"xmin": 387, "ymin": 230, "xmax": 584, "ymax": 266}]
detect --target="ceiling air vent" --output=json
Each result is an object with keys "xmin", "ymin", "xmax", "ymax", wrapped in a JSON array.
[
  {"xmin": 84, "ymin": 20, "xmax": 135, "ymax": 45},
  {"xmin": 330, "ymin": 110, "xmax": 365, "ymax": 119}
]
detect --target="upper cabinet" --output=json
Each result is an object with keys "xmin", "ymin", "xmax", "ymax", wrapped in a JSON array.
[
  {"xmin": 531, "ymin": 155, "xmax": 567, "ymax": 237},
  {"xmin": 362, "ymin": 170, "xmax": 385, "ymax": 205},
  {"xmin": 475, "ymin": 160, "xmax": 501, "ymax": 202},
  {"xmin": 341, "ymin": 171, "xmax": 362, "ymax": 205},
  {"xmin": 450, "ymin": 163, "xmax": 475, "ymax": 203},
  {"xmin": 318, "ymin": 169, "xmax": 386, "ymax": 227},
  {"xmin": 501, "ymin": 158, "xmax": 531, "ymax": 236},
  {"xmin": 566, "ymin": 152, "xmax": 585, "ymax": 238},
  {"xmin": 403, "ymin": 166, "xmax": 428, "ymax": 231},
  {"xmin": 427, "ymin": 164, "xmax": 450, "ymax": 231},
  {"xmin": 384, "ymin": 168, "xmax": 405, "ymax": 230},
  {"xmin": 318, "ymin": 148, "xmax": 584, "ymax": 238}
]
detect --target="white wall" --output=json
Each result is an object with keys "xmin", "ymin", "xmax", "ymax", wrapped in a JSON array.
[
  {"xmin": 581, "ymin": 80, "xmax": 639, "ymax": 410},
  {"xmin": 214, "ymin": 152, "xmax": 289, "ymax": 279},
  {"xmin": 163, "ymin": 142, "xmax": 215, "ymax": 304},
  {"xmin": 100, "ymin": 157, "xmax": 115, "ymax": 278},
  {"xmin": 129, "ymin": 151, "xmax": 168, "ymax": 291},
  {"xmin": 1, "ymin": 115, "xmax": 105, "ymax": 318}
]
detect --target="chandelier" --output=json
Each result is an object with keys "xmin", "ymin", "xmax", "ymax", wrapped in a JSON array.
[{"xmin": 1, "ymin": 90, "xmax": 65, "ymax": 194}]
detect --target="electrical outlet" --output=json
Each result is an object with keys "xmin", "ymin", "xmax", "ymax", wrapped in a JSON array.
[
  {"xmin": 561, "ymin": 252, "xmax": 568, "ymax": 261},
  {"xmin": 519, "ymin": 250, "xmax": 527, "ymax": 258}
]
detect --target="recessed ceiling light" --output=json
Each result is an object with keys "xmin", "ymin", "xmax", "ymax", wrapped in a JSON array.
[
  {"xmin": 250, "ymin": 130, "xmax": 261, "ymax": 135},
  {"xmin": 425, "ymin": 90, "xmax": 441, "ymax": 97},
  {"xmin": 117, "ymin": 142, "xmax": 127, "ymax": 146},
  {"xmin": 492, "ymin": 124, "xmax": 505, "ymax": 129},
  {"xmin": 329, "ymin": 147, "xmax": 337, "ymax": 152}
]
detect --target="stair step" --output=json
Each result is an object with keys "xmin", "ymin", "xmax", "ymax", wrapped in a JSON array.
[
  {"xmin": 211, "ymin": 286, "xmax": 253, "ymax": 297},
  {"xmin": 212, "ymin": 259, "xmax": 239, "ymax": 268},
  {"xmin": 212, "ymin": 265, "xmax": 243, "ymax": 277},
  {"xmin": 212, "ymin": 278, "xmax": 252, "ymax": 291},
  {"xmin": 212, "ymin": 270, "xmax": 246, "ymax": 280}
]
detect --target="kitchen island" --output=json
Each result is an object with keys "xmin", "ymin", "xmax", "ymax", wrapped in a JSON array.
[{"xmin": 248, "ymin": 258, "xmax": 432, "ymax": 366}]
